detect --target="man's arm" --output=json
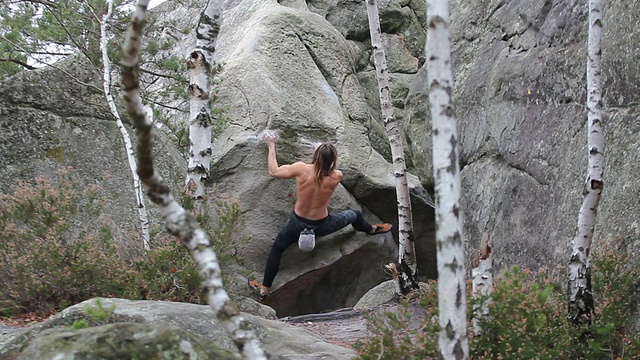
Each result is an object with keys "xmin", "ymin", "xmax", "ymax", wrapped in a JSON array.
[{"xmin": 265, "ymin": 133, "xmax": 300, "ymax": 179}]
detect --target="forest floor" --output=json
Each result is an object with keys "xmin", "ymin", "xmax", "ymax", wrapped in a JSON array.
[{"xmin": 282, "ymin": 300, "xmax": 427, "ymax": 350}]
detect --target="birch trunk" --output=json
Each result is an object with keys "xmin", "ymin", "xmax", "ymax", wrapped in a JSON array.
[
  {"xmin": 120, "ymin": 2, "xmax": 266, "ymax": 358},
  {"xmin": 100, "ymin": 0, "xmax": 150, "ymax": 250},
  {"xmin": 568, "ymin": 0, "xmax": 604, "ymax": 325},
  {"xmin": 186, "ymin": 0, "xmax": 223, "ymax": 199},
  {"xmin": 426, "ymin": 1, "xmax": 470, "ymax": 358},
  {"xmin": 471, "ymin": 232, "xmax": 492, "ymax": 334},
  {"xmin": 365, "ymin": 0, "xmax": 419, "ymax": 295}
]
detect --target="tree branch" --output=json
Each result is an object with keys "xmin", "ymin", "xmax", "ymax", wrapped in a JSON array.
[{"xmin": 0, "ymin": 57, "xmax": 37, "ymax": 70}]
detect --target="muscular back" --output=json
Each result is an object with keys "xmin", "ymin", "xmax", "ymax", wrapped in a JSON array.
[{"xmin": 291, "ymin": 162, "xmax": 342, "ymax": 220}]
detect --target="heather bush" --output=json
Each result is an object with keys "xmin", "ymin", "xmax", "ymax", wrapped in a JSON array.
[
  {"xmin": 0, "ymin": 169, "xmax": 140, "ymax": 316},
  {"xmin": 0, "ymin": 167, "xmax": 250, "ymax": 317},
  {"xmin": 354, "ymin": 284, "xmax": 440, "ymax": 360},
  {"xmin": 135, "ymin": 199, "xmax": 250, "ymax": 304},
  {"xmin": 355, "ymin": 248, "xmax": 640, "ymax": 359}
]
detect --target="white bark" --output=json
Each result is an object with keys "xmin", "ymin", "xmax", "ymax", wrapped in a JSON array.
[
  {"xmin": 120, "ymin": 2, "xmax": 266, "ymax": 358},
  {"xmin": 186, "ymin": 0, "xmax": 223, "ymax": 199},
  {"xmin": 365, "ymin": 0, "xmax": 418, "ymax": 295},
  {"xmin": 100, "ymin": 0, "xmax": 150, "ymax": 250},
  {"xmin": 568, "ymin": 0, "xmax": 604, "ymax": 324},
  {"xmin": 426, "ymin": 1, "xmax": 470, "ymax": 359},
  {"xmin": 471, "ymin": 232, "xmax": 492, "ymax": 334}
]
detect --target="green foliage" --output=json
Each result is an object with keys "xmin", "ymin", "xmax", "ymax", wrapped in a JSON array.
[
  {"xmin": 137, "ymin": 199, "xmax": 249, "ymax": 303},
  {"xmin": 71, "ymin": 319, "xmax": 89, "ymax": 329},
  {"xmin": 355, "ymin": 251, "xmax": 640, "ymax": 360},
  {"xmin": 0, "ymin": 169, "xmax": 139, "ymax": 317},
  {"xmin": 354, "ymin": 284, "xmax": 440, "ymax": 360},
  {"xmin": 137, "ymin": 237, "xmax": 204, "ymax": 303},
  {"xmin": 0, "ymin": 169, "xmax": 250, "ymax": 317},
  {"xmin": 84, "ymin": 298, "xmax": 115, "ymax": 324},
  {"xmin": 0, "ymin": 0, "xmax": 134, "ymax": 79},
  {"xmin": 70, "ymin": 298, "xmax": 115, "ymax": 329},
  {"xmin": 471, "ymin": 266, "xmax": 576, "ymax": 359}
]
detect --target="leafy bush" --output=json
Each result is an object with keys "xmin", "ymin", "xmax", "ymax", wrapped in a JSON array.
[
  {"xmin": 354, "ymin": 284, "xmax": 441, "ymax": 360},
  {"xmin": 0, "ymin": 169, "xmax": 249, "ymax": 317},
  {"xmin": 0, "ymin": 169, "xmax": 140, "ymax": 316},
  {"xmin": 137, "ymin": 199, "xmax": 249, "ymax": 304},
  {"xmin": 356, "ymin": 249, "xmax": 640, "ymax": 360}
]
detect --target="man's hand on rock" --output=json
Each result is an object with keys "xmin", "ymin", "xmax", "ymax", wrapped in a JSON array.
[{"xmin": 263, "ymin": 130, "xmax": 277, "ymax": 145}]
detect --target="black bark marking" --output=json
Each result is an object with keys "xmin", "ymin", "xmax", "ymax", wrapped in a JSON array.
[
  {"xmin": 453, "ymin": 231, "xmax": 462, "ymax": 246},
  {"xmin": 199, "ymin": 147, "xmax": 212, "ymax": 157},
  {"xmin": 445, "ymin": 320, "xmax": 455, "ymax": 339},
  {"xmin": 446, "ymin": 135, "xmax": 458, "ymax": 173},
  {"xmin": 446, "ymin": 257, "xmax": 459, "ymax": 273},
  {"xmin": 195, "ymin": 112, "xmax": 212, "ymax": 127},
  {"xmin": 590, "ymin": 179, "xmax": 603, "ymax": 190},
  {"xmin": 453, "ymin": 339, "xmax": 465, "ymax": 360}
]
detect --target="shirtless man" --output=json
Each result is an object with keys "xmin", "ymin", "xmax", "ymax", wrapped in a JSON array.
[{"xmin": 249, "ymin": 132, "xmax": 392, "ymax": 300}]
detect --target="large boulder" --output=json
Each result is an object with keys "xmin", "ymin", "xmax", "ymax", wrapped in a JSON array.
[
  {"xmin": 210, "ymin": 0, "xmax": 435, "ymax": 317},
  {"xmin": 18, "ymin": 322, "xmax": 239, "ymax": 360},
  {"xmin": 1, "ymin": 298, "xmax": 357, "ymax": 359}
]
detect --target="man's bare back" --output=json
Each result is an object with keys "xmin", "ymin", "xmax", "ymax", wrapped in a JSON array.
[{"xmin": 290, "ymin": 162, "xmax": 342, "ymax": 220}]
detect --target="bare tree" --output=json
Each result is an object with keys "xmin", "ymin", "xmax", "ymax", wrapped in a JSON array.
[
  {"xmin": 568, "ymin": 0, "xmax": 604, "ymax": 325},
  {"xmin": 186, "ymin": 0, "xmax": 224, "ymax": 199},
  {"xmin": 365, "ymin": 0, "xmax": 419, "ymax": 295},
  {"xmin": 426, "ymin": 0, "xmax": 470, "ymax": 358},
  {"xmin": 99, "ymin": 0, "xmax": 150, "ymax": 249},
  {"xmin": 120, "ymin": 1, "xmax": 266, "ymax": 358}
]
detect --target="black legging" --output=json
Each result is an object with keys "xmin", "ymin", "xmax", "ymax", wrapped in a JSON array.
[{"xmin": 262, "ymin": 209, "xmax": 371, "ymax": 287}]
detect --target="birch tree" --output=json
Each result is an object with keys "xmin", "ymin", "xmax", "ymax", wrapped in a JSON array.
[
  {"xmin": 120, "ymin": 2, "xmax": 266, "ymax": 358},
  {"xmin": 185, "ymin": 0, "xmax": 224, "ymax": 199},
  {"xmin": 99, "ymin": 0, "xmax": 150, "ymax": 249},
  {"xmin": 568, "ymin": 0, "xmax": 604, "ymax": 325},
  {"xmin": 365, "ymin": 0, "xmax": 419, "ymax": 295},
  {"xmin": 426, "ymin": 0, "xmax": 470, "ymax": 358}
]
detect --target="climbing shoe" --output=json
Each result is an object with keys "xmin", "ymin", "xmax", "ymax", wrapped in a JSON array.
[
  {"xmin": 369, "ymin": 223, "xmax": 393, "ymax": 235},
  {"xmin": 248, "ymin": 279, "xmax": 269, "ymax": 302}
]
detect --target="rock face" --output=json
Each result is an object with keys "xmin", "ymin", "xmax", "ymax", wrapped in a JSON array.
[
  {"xmin": 401, "ymin": 0, "xmax": 640, "ymax": 275},
  {"xmin": 0, "ymin": 54, "xmax": 186, "ymax": 243},
  {"xmin": 2, "ymin": 298, "xmax": 357, "ymax": 359}
]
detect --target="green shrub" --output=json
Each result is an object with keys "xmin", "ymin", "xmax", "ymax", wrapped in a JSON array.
[
  {"xmin": 354, "ymin": 284, "xmax": 441, "ymax": 360},
  {"xmin": 71, "ymin": 298, "xmax": 115, "ymax": 329},
  {"xmin": 0, "ymin": 169, "xmax": 140, "ymax": 316},
  {"xmin": 471, "ymin": 266, "xmax": 577, "ymax": 359},
  {"xmin": 0, "ymin": 169, "xmax": 250, "ymax": 317},
  {"xmin": 356, "ymin": 249, "xmax": 640, "ymax": 360},
  {"xmin": 136, "ymin": 199, "xmax": 249, "ymax": 304}
]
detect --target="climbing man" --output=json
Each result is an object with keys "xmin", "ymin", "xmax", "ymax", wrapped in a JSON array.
[{"xmin": 249, "ymin": 131, "xmax": 392, "ymax": 301}]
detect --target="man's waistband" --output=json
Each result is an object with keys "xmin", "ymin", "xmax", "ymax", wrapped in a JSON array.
[{"xmin": 293, "ymin": 211, "xmax": 328, "ymax": 226}]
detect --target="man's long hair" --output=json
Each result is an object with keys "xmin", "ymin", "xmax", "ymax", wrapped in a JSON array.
[{"xmin": 312, "ymin": 143, "xmax": 337, "ymax": 185}]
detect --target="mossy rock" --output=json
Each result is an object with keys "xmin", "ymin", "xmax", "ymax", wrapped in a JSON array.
[{"xmin": 18, "ymin": 322, "xmax": 240, "ymax": 360}]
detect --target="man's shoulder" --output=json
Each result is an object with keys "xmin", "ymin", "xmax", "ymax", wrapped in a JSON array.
[{"xmin": 292, "ymin": 161, "xmax": 312, "ymax": 169}]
